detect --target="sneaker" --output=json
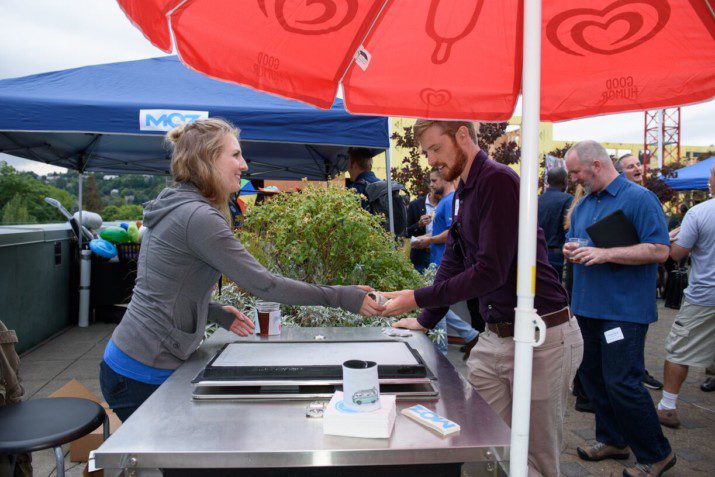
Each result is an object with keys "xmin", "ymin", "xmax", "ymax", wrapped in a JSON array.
[
  {"xmin": 623, "ymin": 451, "xmax": 676, "ymax": 476},
  {"xmin": 642, "ymin": 370, "xmax": 663, "ymax": 390},
  {"xmin": 462, "ymin": 336, "xmax": 479, "ymax": 361},
  {"xmin": 701, "ymin": 377, "xmax": 715, "ymax": 392},
  {"xmin": 577, "ymin": 442, "xmax": 631, "ymax": 461},
  {"xmin": 657, "ymin": 408, "xmax": 681, "ymax": 428},
  {"xmin": 575, "ymin": 395, "xmax": 595, "ymax": 414}
]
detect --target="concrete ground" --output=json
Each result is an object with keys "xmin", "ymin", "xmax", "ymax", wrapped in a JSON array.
[{"xmin": 16, "ymin": 302, "xmax": 714, "ymax": 476}]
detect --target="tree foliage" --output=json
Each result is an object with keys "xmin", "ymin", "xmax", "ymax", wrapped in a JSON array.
[
  {"xmin": 643, "ymin": 161, "xmax": 683, "ymax": 209},
  {"xmin": 237, "ymin": 184, "xmax": 421, "ymax": 292},
  {"xmin": 83, "ymin": 174, "xmax": 104, "ymax": 213},
  {"xmin": 2, "ymin": 194, "xmax": 36, "ymax": 224},
  {"xmin": 101, "ymin": 204, "xmax": 144, "ymax": 221},
  {"xmin": 0, "ymin": 162, "xmax": 76, "ymax": 224},
  {"xmin": 391, "ymin": 126, "xmax": 430, "ymax": 197}
]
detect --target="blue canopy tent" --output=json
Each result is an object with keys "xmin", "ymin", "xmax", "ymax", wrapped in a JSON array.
[
  {"xmin": 664, "ymin": 157, "xmax": 714, "ymax": 191},
  {"xmin": 0, "ymin": 56, "xmax": 388, "ymax": 179},
  {"xmin": 0, "ymin": 56, "xmax": 393, "ymax": 328}
]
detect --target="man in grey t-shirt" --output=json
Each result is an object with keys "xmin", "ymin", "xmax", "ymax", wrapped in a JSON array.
[{"xmin": 657, "ymin": 164, "xmax": 715, "ymax": 428}]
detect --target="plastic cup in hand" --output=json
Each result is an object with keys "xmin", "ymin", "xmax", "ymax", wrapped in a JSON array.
[{"xmin": 567, "ymin": 238, "xmax": 589, "ymax": 263}]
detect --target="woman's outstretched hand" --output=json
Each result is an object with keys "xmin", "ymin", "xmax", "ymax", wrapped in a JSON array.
[
  {"xmin": 357, "ymin": 285, "xmax": 386, "ymax": 316},
  {"xmin": 223, "ymin": 305, "xmax": 255, "ymax": 337}
]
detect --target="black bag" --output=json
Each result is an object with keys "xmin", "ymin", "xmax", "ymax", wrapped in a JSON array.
[
  {"xmin": 664, "ymin": 267, "xmax": 688, "ymax": 309},
  {"xmin": 364, "ymin": 180, "xmax": 410, "ymax": 237}
]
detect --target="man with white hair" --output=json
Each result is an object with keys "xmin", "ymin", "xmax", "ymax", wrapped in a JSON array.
[
  {"xmin": 564, "ymin": 140, "xmax": 675, "ymax": 476},
  {"xmin": 657, "ymin": 163, "xmax": 715, "ymax": 428},
  {"xmin": 615, "ymin": 153, "xmax": 644, "ymax": 183}
]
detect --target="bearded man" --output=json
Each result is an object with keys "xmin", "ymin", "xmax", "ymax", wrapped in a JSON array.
[{"xmin": 381, "ymin": 120, "xmax": 581, "ymax": 477}]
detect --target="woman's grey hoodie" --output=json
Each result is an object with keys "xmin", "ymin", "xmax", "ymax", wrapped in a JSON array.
[{"xmin": 111, "ymin": 183, "xmax": 366, "ymax": 369}]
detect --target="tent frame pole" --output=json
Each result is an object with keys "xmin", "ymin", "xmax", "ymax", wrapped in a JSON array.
[
  {"xmin": 385, "ymin": 119, "xmax": 395, "ymax": 237},
  {"xmin": 510, "ymin": 0, "xmax": 547, "ymax": 475}
]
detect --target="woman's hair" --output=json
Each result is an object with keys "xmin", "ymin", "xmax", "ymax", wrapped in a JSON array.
[
  {"xmin": 564, "ymin": 184, "xmax": 585, "ymax": 230},
  {"xmin": 166, "ymin": 118, "xmax": 240, "ymax": 215}
]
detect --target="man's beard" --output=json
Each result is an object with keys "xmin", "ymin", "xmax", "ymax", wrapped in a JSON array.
[
  {"xmin": 582, "ymin": 168, "xmax": 595, "ymax": 194},
  {"xmin": 441, "ymin": 139, "xmax": 468, "ymax": 182}
]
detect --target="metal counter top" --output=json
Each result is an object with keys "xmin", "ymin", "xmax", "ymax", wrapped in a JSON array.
[{"xmin": 95, "ymin": 327, "xmax": 510, "ymax": 470}]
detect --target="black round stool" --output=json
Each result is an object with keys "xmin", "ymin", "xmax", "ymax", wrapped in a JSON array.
[{"xmin": 0, "ymin": 397, "xmax": 108, "ymax": 477}]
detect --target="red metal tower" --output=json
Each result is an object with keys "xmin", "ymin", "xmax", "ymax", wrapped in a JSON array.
[{"xmin": 643, "ymin": 108, "xmax": 681, "ymax": 169}]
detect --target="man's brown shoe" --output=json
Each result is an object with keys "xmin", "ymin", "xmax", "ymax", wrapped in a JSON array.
[
  {"xmin": 623, "ymin": 451, "xmax": 676, "ymax": 476},
  {"xmin": 462, "ymin": 336, "xmax": 478, "ymax": 361},
  {"xmin": 577, "ymin": 442, "xmax": 631, "ymax": 461},
  {"xmin": 657, "ymin": 408, "xmax": 681, "ymax": 429}
]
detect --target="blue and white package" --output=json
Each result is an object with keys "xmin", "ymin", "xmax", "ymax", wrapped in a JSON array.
[{"xmin": 401, "ymin": 405, "xmax": 461, "ymax": 435}]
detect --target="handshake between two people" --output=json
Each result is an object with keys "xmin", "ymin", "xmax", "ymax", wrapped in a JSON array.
[
  {"xmin": 362, "ymin": 288, "xmax": 428, "ymax": 333},
  {"xmin": 221, "ymin": 286, "xmax": 427, "ymax": 339}
]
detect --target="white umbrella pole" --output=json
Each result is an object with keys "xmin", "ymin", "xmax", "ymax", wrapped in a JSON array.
[
  {"xmin": 385, "ymin": 119, "xmax": 395, "ymax": 237},
  {"xmin": 510, "ymin": 0, "xmax": 547, "ymax": 475}
]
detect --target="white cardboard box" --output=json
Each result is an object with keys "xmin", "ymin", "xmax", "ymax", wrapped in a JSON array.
[{"xmin": 323, "ymin": 391, "xmax": 396, "ymax": 439}]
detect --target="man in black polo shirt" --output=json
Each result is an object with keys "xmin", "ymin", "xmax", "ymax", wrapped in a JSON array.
[
  {"xmin": 538, "ymin": 167, "xmax": 573, "ymax": 281},
  {"xmin": 382, "ymin": 119, "xmax": 582, "ymax": 476}
]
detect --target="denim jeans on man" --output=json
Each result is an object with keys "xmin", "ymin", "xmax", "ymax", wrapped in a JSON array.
[
  {"xmin": 100, "ymin": 361, "xmax": 160, "ymax": 422},
  {"xmin": 576, "ymin": 317, "xmax": 671, "ymax": 464},
  {"xmin": 433, "ymin": 309, "xmax": 479, "ymax": 355}
]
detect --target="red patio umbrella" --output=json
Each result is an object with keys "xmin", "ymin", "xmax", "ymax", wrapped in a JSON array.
[
  {"xmin": 116, "ymin": 1, "xmax": 715, "ymax": 475},
  {"xmin": 118, "ymin": 0, "xmax": 714, "ymax": 120}
]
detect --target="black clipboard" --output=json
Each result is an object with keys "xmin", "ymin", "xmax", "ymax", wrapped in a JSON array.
[
  {"xmin": 585, "ymin": 210, "xmax": 640, "ymax": 270},
  {"xmin": 586, "ymin": 209, "xmax": 640, "ymax": 248}
]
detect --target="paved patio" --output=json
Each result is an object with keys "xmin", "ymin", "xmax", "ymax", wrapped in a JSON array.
[{"xmin": 16, "ymin": 302, "xmax": 714, "ymax": 476}]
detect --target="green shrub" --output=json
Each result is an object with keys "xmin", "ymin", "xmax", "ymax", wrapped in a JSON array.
[
  {"xmin": 211, "ymin": 186, "xmax": 444, "ymax": 343},
  {"xmin": 102, "ymin": 204, "xmax": 144, "ymax": 221},
  {"xmin": 237, "ymin": 184, "xmax": 421, "ymax": 291}
]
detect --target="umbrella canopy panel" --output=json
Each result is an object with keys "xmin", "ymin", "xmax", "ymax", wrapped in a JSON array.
[{"xmin": 0, "ymin": 56, "xmax": 388, "ymax": 178}]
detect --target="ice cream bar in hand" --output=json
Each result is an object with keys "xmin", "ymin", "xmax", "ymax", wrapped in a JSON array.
[
  {"xmin": 368, "ymin": 292, "xmax": 390, "ymax": 307},
  {"xmin": 401, "ymin": 405, "xmax": 461, "ymax": 436}
]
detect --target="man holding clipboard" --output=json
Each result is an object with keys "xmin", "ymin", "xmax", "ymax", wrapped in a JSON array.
[{"xmin": 564, "ymin": 141, "xmax": 675, "ymax": 477}]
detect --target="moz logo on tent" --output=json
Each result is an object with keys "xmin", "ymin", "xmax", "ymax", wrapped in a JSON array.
[{"xmin": 139, "ymin": 109, "xmax": 209, "ymax": 131}]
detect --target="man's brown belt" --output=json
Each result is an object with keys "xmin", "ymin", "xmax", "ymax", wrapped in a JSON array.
[{"xmin": 486, "ymin": 307, "xmax": 571, "ymax": 338}]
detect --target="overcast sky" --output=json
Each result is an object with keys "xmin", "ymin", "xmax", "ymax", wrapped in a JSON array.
[{"xmin": 1, "ymin": 0, "xmax": 713, "ymax": 175}]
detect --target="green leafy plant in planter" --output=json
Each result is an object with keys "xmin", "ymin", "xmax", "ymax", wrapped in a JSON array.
[
  {"xmin": 237, "ymin": 184, "xmax": 421, "ymax": 291},
  {"xmin": 208, "ymin": 185, "xmax": 446, "ymax": 343},
  {"xmin": 210, "ymin": 264, "xmax": 445, "ymax": 346}
]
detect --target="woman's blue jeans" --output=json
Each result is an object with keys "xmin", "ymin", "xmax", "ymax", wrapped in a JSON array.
[{"xmin": 99, "ymin": 360, "xmax": 160, "ymax": 422}]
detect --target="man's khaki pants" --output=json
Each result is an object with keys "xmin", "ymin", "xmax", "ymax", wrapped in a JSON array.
[{"xmin": 467, "ymin": 316, "xmax": 583, "ymax": 477}]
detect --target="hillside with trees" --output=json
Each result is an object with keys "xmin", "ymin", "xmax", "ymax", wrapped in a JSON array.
[{"xmin": 0, "ymin": 161, "xmax": 169, "ymax": 224}]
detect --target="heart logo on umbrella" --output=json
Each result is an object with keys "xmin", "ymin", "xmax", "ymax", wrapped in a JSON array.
[
  {"xmin": 546, "ymin": 0, "xmax": 671, "ymax": 56},
  {"xmin": 258, "ymin": 0, "xmax": 358, "ymax": 36},
  {"xmin": 420, "ymin": 88, "xmax": 452, "ymax": 106}
]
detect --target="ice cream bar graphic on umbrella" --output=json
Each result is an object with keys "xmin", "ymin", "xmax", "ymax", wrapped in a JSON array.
[{"xmin": 426, "ymin": 0, "xmax": 484, "ymax": 64}]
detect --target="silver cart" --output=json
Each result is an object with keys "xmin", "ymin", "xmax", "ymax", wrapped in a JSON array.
[{"xmin": 95, "ymin": 327, "xmax": 510, "ymax": 476}]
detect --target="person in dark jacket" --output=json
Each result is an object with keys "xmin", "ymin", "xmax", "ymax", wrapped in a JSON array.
[
  {"xmin": 406, "ymin": 170, "xmax": 443, "ymax": 272},
  {"xmin": 538, "ymin": 167, "xmax": 573, "ymax": 281},
  {"xmin": 345, "ymin": 147, "xmax": 379, "ymax": 210}
]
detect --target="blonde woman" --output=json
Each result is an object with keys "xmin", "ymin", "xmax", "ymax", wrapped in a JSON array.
[
  {"xmin": 100, "ymin": 118, "xmax": 383, "ymax": 421},
  {"xmin": 563, "ymin": 184, "xmax": 585, "ymax": 298}
]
